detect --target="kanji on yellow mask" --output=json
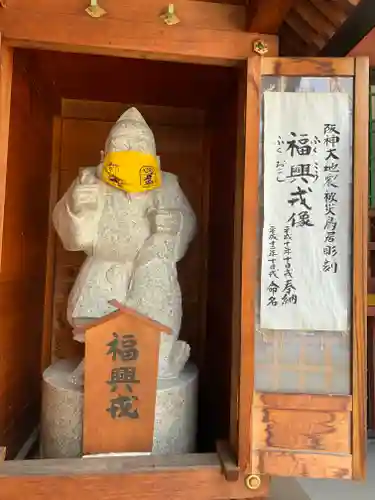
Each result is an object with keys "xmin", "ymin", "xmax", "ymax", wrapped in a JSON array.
[{"xmin": 101, "ymin": 150, "xmax": 161, "ymax": 193}]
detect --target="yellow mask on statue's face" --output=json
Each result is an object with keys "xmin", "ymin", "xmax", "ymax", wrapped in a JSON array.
[{"xmin": 101, "ymin": 151, "xmax": 161, "ymax": 193}]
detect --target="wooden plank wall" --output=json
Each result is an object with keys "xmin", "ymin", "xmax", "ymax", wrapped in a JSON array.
[
  {"xmin": 0, "ymin": 50, "xmax": 55, "ymax": 457},
  {"xmin": 201, "ymin": 85, "xmax": 239, "ymax": 451},
  {"xmin": 252, "ymin": 392, "xmax": 353, "ymax": 479}
]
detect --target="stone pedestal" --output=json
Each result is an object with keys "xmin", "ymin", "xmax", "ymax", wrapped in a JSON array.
[
  {"xmin": 153, "ymin": 363, "xmax": 198, "ymax": 454},
  {"xmin": 40, "ymin": 359, "xmax": 83, "ymax": 459},
  {"xmin": 40, "ymin": 360, "xmax": 198, "ymax": 458}
]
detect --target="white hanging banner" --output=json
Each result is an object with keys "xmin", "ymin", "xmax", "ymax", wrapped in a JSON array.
[{"xmin": 260, "ymin": 92, "xmax": 352, "ymax": 331}]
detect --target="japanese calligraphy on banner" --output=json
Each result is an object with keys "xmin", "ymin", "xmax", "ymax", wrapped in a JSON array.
[{"xmin": 260, "ymin": 92, "xmax": 352, "ymax": 332}]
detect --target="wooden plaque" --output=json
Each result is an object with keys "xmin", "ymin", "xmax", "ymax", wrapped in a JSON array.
[{"xmin": 83, "ymin": 302, "xmax": 171, "ymax": 455}]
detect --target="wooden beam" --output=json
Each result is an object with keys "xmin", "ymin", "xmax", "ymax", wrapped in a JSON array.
[
  {"xmin": 349, "ymin": 29, "xmax": 375, "ymax": 66},
  {"xmin": 0, "ymin": 35, "xmax": 13, "ymax": 272},
  {"xmin": 310, "ymin": 0, "xmax": 346, "ymax": 27},
  {"xmin": 252, "ymin": 451, "xmax": 352, "ymax": 479},
  {"xmin": 237, "ymin": 56, "xmax": 261, "ymax": 473},
  {"xmin": 2, "ymin": 0, "xmax": 248, "ymax": 31},
  {"xmin": 216, "ymin": 441, "xmax": 240, "ymax": 482},
  {"xmin": 335, "ymin": 0, "xmax": 361, "ymax": 15},
  {"xmin": 279, "ymin": 23, "xmax": 315, "ymax": 57},
  {"xmin": 294, "ymin": 0, "xmax": 336, "ymax": 39},
  {"xmin": 261, "ymin": 57, "xmax": 355, "ymax": 76},
  {"xmin": 247, "ymin": 0, "xmax": 297, "ymax": 33},
  {"xmin": 0, "ymin": 453, "xmax": 269, "ymax": 500},
  {"xmin": 253, "ymin": 392, "xmax": 353, "ymax": 411},
  {"xmin": 41, "ymin": 117, "xmax": 61, "ymax": 372},
  {"xmin": 320, "ymin": 0, "xmax": 375, "ymax": 56},
  {"xmin": 352, "ymin": 56, "xmax": 369, "ymax": 482},
  {"xmin": 286, "ymin": 9, "xmax": 326, "ymax": 50},
  {"xmin": 0, "ymin": 0, "xmax": 278, "ymax": 65}
]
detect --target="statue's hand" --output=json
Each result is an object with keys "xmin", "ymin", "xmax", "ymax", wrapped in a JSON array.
[{"xmin": 71, "ymin": 169, "xmax": 101, "ymax": 214}]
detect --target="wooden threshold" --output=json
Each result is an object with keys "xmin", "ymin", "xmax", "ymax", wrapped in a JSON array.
[{"xmin": 0, "ymin": 453, "xmax": 269, "ymax": 499}]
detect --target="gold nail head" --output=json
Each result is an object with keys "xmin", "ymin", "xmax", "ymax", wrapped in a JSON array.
[
  {"xmin": 160, "ymin": 3, "xmax": 181, "ymax": 26},
  {"xmin": 86, "ymin": 1, "xmax": 107, "ymax": 18},
  {"xmin": 253, "ymin": 39, "xmax": 269, "ymax": 56},
  {"xmin": 245, "ymin": 474, "xmax": 262, "ymax": 490}
]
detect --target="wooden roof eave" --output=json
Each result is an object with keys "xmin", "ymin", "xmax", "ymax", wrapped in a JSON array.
[
  {"xmin": 320, "ymin": 0, "xmax": 375, "ymax": 56},
  {"xmin": 277, "ymin": 0, "xmax": 365, "ymax": 58}
]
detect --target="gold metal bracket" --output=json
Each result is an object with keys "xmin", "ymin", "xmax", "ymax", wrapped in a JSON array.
[
  {"xmin": 160, "ymin": 4, "xmax": 180, "ymax": 26},
  {"xmin": 86, "ymin": 0, "xmax": 107, "ymax": 18},
  {"xmin": 245, "ymin": 474, "xmax": 262, "ymax": 490},
  {"xmin": 253, "ymin": 39, "xmax": 269, "ymax": 56}
]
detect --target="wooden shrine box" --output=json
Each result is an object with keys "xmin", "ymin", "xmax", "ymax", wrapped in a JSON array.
[{"xmin": 0, "ymin": 1, "xmax": 369, "ymax": 499}]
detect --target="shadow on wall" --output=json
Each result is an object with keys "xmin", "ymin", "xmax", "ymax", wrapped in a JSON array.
[
  {"xmin": 270, "ymin": 477, "xmax": 310, "ymax": 500},
  {"xmin": 271, "ymin": 441, "xmax": 375, "ymax": 500}
]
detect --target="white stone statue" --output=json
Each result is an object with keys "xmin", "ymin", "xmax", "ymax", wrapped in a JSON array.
[{"xmin": 53, "ymin": 107, "xmax": 196, "ymax": 379}]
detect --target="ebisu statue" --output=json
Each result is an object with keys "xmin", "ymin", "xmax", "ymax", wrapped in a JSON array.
[
  {"xmin": 53, "ymin": 107, "xmax": 197, "ymax": 380},
  {"xmin": 45, "ymin": 108, "xmax": 198, "ymax": 457}
]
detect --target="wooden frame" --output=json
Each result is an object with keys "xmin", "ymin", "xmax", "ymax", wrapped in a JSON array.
[
  {"xmin": 0, "ymin": 1, "xmax": 369, "ymax": 496},
  {"xmin": 0, "ymin": 0, "xmax": 278, "ymax": 66},
  {"xmin": 349, "ymin": 29, "xmax": 375, "ymax": 67},
  {"xmin": 261, "ymin": 57, "xmax": 355, "ymax": 76},
  {"xmin": 41, "ymin": 117, "xmax": 62, "ymax": 371},
  {"xmin": 352, "ymin": 56, "xmax": 369, "ymax": 480},
  {"xmin": 0, "ymin": 35, "xmax": 13, "ymax": 268},
  {"xmin": 253, "ymin": 393, "xmax": 353, "ymax": 411},
  {"xmin": 236, "ymin": 55, "xmax": 368, "ymax": 481},
  {"xmin": 0, "ymin": 8, "xmax": 277, "ymax": 493},
  {"xmin": 0, "ymin": 454, "xmax": 269, "ymax": 499},
  {"xmin": 235, "ymin": 56, "xmax": 262, "ymax": 473}
]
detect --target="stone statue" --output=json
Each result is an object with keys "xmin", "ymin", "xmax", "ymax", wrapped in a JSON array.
[
  {"xmin": 52, "ymin": 108, "xmax": 196, "ymax": 379},
  {"xmin": 41, "ymin": 108, "xmax": 198, "ymax": 458}
]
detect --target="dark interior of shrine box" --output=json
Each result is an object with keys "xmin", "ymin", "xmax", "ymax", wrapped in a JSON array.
[{"xmin": 0, "ymin": 49, "xmax": 242, "ymax": 460}]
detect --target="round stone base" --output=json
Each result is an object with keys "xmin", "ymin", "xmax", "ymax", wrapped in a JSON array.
[
  {"xmin": 40, "ymin": 359, "xmax": 198, "ymax": 458},
  {"xmin": 40, "ymin": 358, "xmax": 83, "ymax": 459},
  {"xmin": 153, "ymin": 363, "xmax": 198, "ymax": 454}
]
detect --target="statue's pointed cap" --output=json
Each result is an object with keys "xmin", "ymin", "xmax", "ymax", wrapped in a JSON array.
[
  {"xmin": 117, "ymin": 107, "xmax": 147, "ymax": 125},
  {"xmin": 104, "ymin": 107, "xmax": 156, "ymax": 156}
]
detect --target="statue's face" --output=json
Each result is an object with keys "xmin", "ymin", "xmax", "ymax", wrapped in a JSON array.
[{"xmin": 96, "ymin": 115, "xmax": 158, "ymax": 195}]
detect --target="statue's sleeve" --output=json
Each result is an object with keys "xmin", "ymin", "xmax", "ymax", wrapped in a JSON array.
[
  {"xmin": 52, "ymin": 179, "xmax": 102, "ymax": 253},
  {"xmin": 126, "ymin": 175, "xmax": 196, "ymax": 345},
  {"xmin": 136, "ymin": 174, "xmax": 196, "ymax": 265}
]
